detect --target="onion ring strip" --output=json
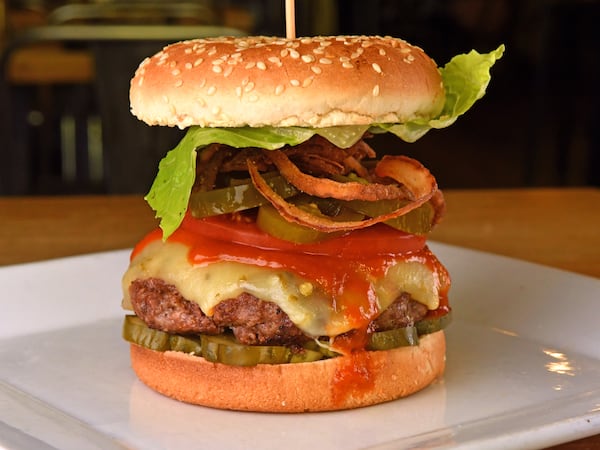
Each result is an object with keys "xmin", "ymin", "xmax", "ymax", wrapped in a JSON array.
[
  {"xmin": 264, "ymin": 150, "xmax": 407, "ymax": 201},
  {"xmin": 374, "ymin": 155, "xmax": 438, "ymax": 200},
  {"xmin": 247, "ymin": 156, "xmax": 438, "ymax": 232}
]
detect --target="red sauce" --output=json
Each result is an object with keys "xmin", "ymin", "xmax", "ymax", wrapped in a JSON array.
[{"xmin": 332, "ymin": 350, "xmax": 376, "ymax": 405}]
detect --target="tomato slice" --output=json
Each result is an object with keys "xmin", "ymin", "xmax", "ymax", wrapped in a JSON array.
[{"xmin": 180, "ymin": 213, "xmax": 425, "ymax": 258}]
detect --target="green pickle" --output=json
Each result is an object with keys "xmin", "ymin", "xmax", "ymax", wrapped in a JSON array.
[
  {"xmin": 343, "ymin": 199, "xmax": 435, "ymax": 235},
  {"xmin": 122, "ymin": 315, "xmax": 171, "ymax": 351},
  {"xmin": 122, "ymin": 311, "xmax": 451, "ymax": 366},
  {"xmin": 169, "ymin": 335, "xmax": 203, "ymax": 354},
  {"xmin": 256, "ymin": 203, "xmax": 331, "ymax": 244},
  {"xmin": 368, "ymin": 326, "xmax": 419, "ymax": 350},
  {"xmin": 415, "ymin": 311, "xmax": 453, "ymax": 335},
  {"xmin": 189, "ymin": 174, "xmax": 297, "ymax": 218},
  {"xmin": 201, "ymin": 334, "xmax": 323, "ymax": 366},
  {"xmin": 256, "ymin": 199, "xmax": 363, "ymax": 244}
]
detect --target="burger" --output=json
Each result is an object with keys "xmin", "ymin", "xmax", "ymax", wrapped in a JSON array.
[{"xmin": 121, "ymin": 35, "xmax": 503, "ymax": 412}]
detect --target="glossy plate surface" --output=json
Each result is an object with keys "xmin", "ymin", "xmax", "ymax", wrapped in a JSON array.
[{"xmin": 1, "ymin": 243, "xmax": 600, "ymax": 450}]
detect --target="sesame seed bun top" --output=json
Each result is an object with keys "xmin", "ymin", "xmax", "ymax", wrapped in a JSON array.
[{"xmin": 130, "ymin": 35, "xmax": 445, "ymax": 129}]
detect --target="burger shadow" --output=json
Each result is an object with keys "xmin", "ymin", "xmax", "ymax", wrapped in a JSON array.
[{"xmin": 126, "ymin": 375, "xmax": 450, "ymax": 449}]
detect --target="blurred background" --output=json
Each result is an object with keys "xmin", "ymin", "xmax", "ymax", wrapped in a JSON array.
[{"xmin": 1, "ymin": 0, "xmax": 598, "ymax": 195}]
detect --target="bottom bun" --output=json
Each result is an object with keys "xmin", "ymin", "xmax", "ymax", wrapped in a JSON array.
[{"xmin": 129, "ymin": 330, "xmax": 446, "ymax": 412}]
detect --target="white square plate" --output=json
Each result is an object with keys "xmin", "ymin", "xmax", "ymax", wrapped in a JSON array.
[{"xmin": 1, "ymin": 242, "xmax": 599, "ymax": 450}]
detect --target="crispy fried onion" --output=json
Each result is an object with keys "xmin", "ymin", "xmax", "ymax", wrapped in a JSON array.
[
  {"xmin": 247, "ymin": 155, "xmax": 438, "ymax": 232},
  {"xmin": 264, "ymin": 149, "xmax": 408, "ymax": 201}
]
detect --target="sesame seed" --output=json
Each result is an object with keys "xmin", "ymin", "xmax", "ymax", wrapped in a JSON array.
[
  {"xmin": 162, "ymin": 95, "xmax": 169, "ymax": 103},
  {"xmin": 207, "ymin": 86, "xmax": 216, "ymax": 96},
  {"xmin": 275, "ymin": 84, "xmax": 285, "ymax": 95},
  {"xmin": 241, "ymin": 77, "xmax": 249, "ymax": 86},
  {"xmin": 223, "ymin": 66, "xmax": 233, "ymax": 77},
  {"xmin": 339, "ymin": 56, "xmax": 350, "ymax": 62},
  {"xmin": 319, "ymin": 57, "xmax": 332, "ymax": 65},
  {"xmin": 313, "ymin": 47, "xmax": 324, "ymax": 54},
  {"xmin": 207, "ymin": 47, "xmax": 217, "ymax": 56},
  {"xmin": 184, "ymin": 48, "xmax": 192, "ymax": 54},
  {"xmin": 212, "ymin": 59, "xmax": 224, "ymax": 65},
  {"xmin": 400, "ymin": 47, "xmax": 412, "ymax": 54},
  {"xmin": 379, "ymin": 48, "xmax": 387, "ymax": 56},
  {"xmin": 372, "ymin": 63, "xmax": 382, "ymax": 74},
  {"xmin": 372, "ymin": 85, "xmax": 380, "ymax": 96},
  {"xmin": 175, "ymin": 79, "xmax": 183, "ymax": 87},
  {"xmin": 212, "ymin": 65, "xmax": 223, "ymax": 74},
  {"xmin": 184, "ymin": 62, "xmax": 192, "ymax": 70},
  {"xmin": 193, "ymin": 58, "xmax": 203, "ymax": 67},
  {"xmin": 137, "ymin": 77, "xmax": 144, "ymax": 87},
  {"xmin": 342, "ymin": 61, "xmax": 354, "ymax": 69},
  {"xmin": 248, "ymin": 94, "xmax": 259, "ymax": 103},
  {"xmin": 310, "ymin": 66, "xmax": 322, "ymax": 74},
  {"xmin": 302, "ymin": 77, "xmax": 314, "ymax": 87},
  {"xmin": 244, "ymin": 81, "xmax": 255, "ymax": 92},
  {"xmin": 245, "ymin": 62, "xmax": 256, "ymax": 69},
  {"xmin": 198, "ymin": 78, "xmax": 206, "ymax": 88},
  {"xmin": 280, "ymin": 49, "xmax": 289, "ymax": 58},
  {"xmin": 289, "ymin": 49, "xmax": 300, "ymax": 59},
  {"xmin": 235, "ymin": 86, "xmax": 242, "ymax": 97},
  {"xmin": 301, "ymin": 54, "xmax": 315, "ymax": 63},
  {"xmin": 290, "ymin": 79, "xmax": 300, "ymax": 87},
  {"xmin": 256, "ymin": 61, "xmax": 267, "ymax": 70},
  {"xmin": 268, "ymin": 56, "xmax": 281, "ymax": 65},
  {"xmin": 197, "ymin": 97, "xmax": 206, "ymax": 107}
]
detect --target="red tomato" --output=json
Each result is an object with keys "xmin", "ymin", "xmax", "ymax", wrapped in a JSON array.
[{"xmin": 180, "ymin": 214, "xmax": 425, "ymax": 258}]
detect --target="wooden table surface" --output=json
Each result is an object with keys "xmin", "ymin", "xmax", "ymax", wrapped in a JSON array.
[{"xmin": 1, "ymin": 188, "xmax": 599, "ymax": 448}]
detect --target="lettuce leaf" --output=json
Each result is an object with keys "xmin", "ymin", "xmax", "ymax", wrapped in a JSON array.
[{"xmin": 146, "ymin": 44, "xmax": 505, "ymax": 238}]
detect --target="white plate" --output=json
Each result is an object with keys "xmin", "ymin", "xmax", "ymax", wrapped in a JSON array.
[{"xmin": 1, "ymin": 243, "xmax": 600, "ymax": 450}]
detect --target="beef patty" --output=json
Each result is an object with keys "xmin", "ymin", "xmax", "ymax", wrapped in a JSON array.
[{"xmin": 129, "ymin": 278, "xmax": 428, "ymax": 346}]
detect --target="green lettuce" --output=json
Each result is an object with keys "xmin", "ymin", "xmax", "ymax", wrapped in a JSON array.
[{"xmin": 146, "ymin": 44, "xmax": 505, "ymax": 238}]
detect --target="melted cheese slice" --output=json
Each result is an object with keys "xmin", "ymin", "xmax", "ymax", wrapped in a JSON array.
[{"xmin": 122, "ymin": 240, "xmax": 441, "ymax": 337}]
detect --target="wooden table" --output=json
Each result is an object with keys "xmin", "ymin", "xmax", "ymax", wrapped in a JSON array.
[{"xmin": 1, "ymin": 188, "xmax": 599, "ymax": 448}]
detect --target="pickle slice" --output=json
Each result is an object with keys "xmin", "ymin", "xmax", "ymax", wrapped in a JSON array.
[
  {"xmin": 415, "ymin": 311, "xmax": 453, "ymax": 335},
  {"xmin": 123, "ymin": 311, "xmax": 451, "ymax": 366},
  {"xmin": 201, "ymin": 334, "xmax": 323, "ymax": 366},
  {"xmin": 256, "ymin": 198, "xmax": 363, "ymax": 244},
  {"xmin": 169, "ymin": 335, "xmax": 203, "ymax": 355},
  {"xmin": 367, "ymin": 326, "xmax": 419, "ymax": 350},
  {"xmin": 256, "ymin": 203, "xmax": 331, "ymax": 243},
  {"xmin": 189, "ymin": 174, "xmax": 297, "ymax": 218},
  {"xmin": 122, "ymin": 315, "xmax": 171, "ymax": 351},
  {"xmin": 343, "ymin": 199, "xmax": 435, "ymax": 235}
]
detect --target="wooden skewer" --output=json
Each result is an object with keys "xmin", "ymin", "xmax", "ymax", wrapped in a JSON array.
[{"xmin": 285, "ymin": 0, "xmax": 296, "ymax": 39}]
